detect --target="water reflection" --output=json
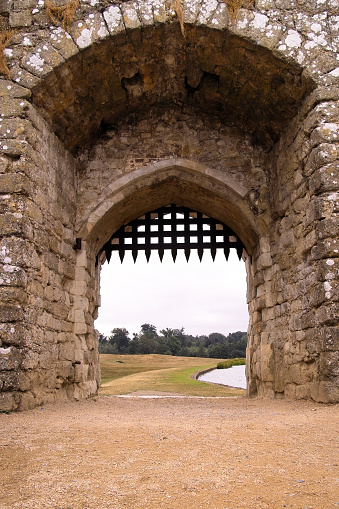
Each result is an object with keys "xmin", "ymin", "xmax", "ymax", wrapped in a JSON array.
[{"xmin": 198, "ymin": 365, "xmax": 246, "ymax": 389}]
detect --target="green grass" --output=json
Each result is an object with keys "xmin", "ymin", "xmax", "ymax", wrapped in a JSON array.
[{"xmin": 99, "ymin": 354, "xmax": 246, "ymax": 397}]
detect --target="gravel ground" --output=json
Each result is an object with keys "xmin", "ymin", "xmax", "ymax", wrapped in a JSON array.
[{"xmin": 0, "ymin": 394, "xmax": 338, "ymax": 509}]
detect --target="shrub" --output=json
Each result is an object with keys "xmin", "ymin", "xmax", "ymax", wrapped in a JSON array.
[{"xmin": 216, "ymin": 358, "xmax": 246, "ymax": 369}]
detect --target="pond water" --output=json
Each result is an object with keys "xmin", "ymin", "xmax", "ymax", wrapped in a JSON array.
[{"xmin": 198, "ymin": 365, "xmax": 246, "ymax": 389}]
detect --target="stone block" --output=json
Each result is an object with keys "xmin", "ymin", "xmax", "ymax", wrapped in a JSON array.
[
  {"xmin": 260, "ymin": 344, "xmax": 274, "ymax": 382},
  {"xmin": 310, "ymin": 381, "xmax": 339, "ymax": 404},
  {"xmin": 13, "ymin": 0, "xmax": 36, "ymax": 7},
  {"xmin": 300, "ymin": 310, "xmax": 316, "ymax": 330},
  {"xmin": 83, "ymin": 349, "xmax": 97, "ymax": 365},
  {"xmin": 259, "ymin": 236, "xmax": 271, "ymax": 253},
  {"xmin": 310, "ymin": 123, "xmax": 339, "ymax": 147},
  {"xmin": 21, "ymin": 43, "xmax": 63, "ymax": 78},
  {"xmin": 284, "ymin": 383, "xmax": 297, "ymax": 399},
  {"xmin": 316, "ymin": 303, "xmax": 339, "ymax": 326},
  {"xmin": 18, "ymin": 372, "xmax": 31, "ymax": 391},
  {"xmin": 75, "ymin": 248, "xmax": 88, "ymax": 268},
  {"xmin": 38, "ymin": 350, "xmax": 51, "ymax": 369},
  {"xmin": 257, "ymin": 253, "xmax": 272, "ymax": 269},
  {"xmin": 70, "ymin": 12, "xmax": 109, "ymax": 50},
  {"xmin": 311, "ymin": 237, "xmax": 339, "ymax": 260},
  {"xmin": 9, "ymin": 65, "xmax": 40, "ymax": 89},
  {"xmin": 320, "ymin": 351, "xmax": 339, "ymax": 378},
  {"xmin": 316, "ymin": 217, "xmax": 339, "ymax": 240},
  {"xmin": 318, "ymin": 326, "xmax": 339, "ymax": 352},
  {"xmin": 0, "ymin": 304, "xmax": 23, "ymax": 322},
  {"xmin": 0, "ymin": 81, "xmax": 31, "ymax": 100},
  {"xmin": 309, "ymin": 163, "xmax": 339, "ymax": 195},
  {"xmin": 49, "ymin": 27, "xmax": 79, "ymax": 60},
  {"xmin": 0, "ymin": 322, "xmax": 26, "ymax": 347},
  {"xmin": 2, "ymin": 370, "xmax": 20, "ymax": 390},
  {"xmin": 73, "ymin": 380, "xmax": 98, "ymax": 400},
  {"xmin": 74, "ymin": 322, "xmax": 87, "ymax": 334},
  {"xmin": 59, "ymin": 342, "xmax": 75, "ymax": 362},
  {"xmin": 0, "ymin": 0, "xmax": 10, "ymax": 13},
  {"xmin": 121, "ymin": 3, "xmax": 141, "ymax": 29},
  {"xmin": 0, "ymin": 213, "xmax": 32, "ymax": 239},
  {"xmin": 0, "ymin": 288, "xmax": 27, "ymax": 305},
  {"xmin": 0, "ymin": 139, "xmax": 26, "ymax": 157},
  {"xmin": 18, "ymin": 391, "xmax": 36, "ymax": 411},
  {"xmin": 60, "ymin": 241, "xmax": 73, "ymax": 259},
  {"xmin": 21, "ymin": 349, "xmax": 39, "ymax": 370},
  {"xmin": 300, "ymin": 361, "xmax": 318, "ymax": 383},
  {"xmin": 57, "ymin": 360, "xmax": 73, "ymax": 379},
  {"xmin": 70, "ymin": 280, "xmax": 87, "ymax": 297},
  {"xmin": 137, "ymin": 0, "xmax": 154, "ymax": 26},
  {"xmin": 74, "ymin": 363, "xmax": 89, "ymax": 383},
  {"xmin": 0, "ymin": 156, "xmax": 10, "ymax": 173},
  {"xmin": 279, "ymin": 230, "xmax": 294, "ymax": 249},
  {"xmin": 305, "ymin": 143, "xmax": 339, "ymax": 176},
  {"xmin": 9, "ymin": 10, "xmax": 32, "ymax": 27},
  {"xmin": 74, "ymin": 309, "xmax": 85, "ymax": 323},
  {"xmin": 317, "ymin": 258, "xmax": 339, "ymax": 282},
  {"xmin": 0, "ymin": 346, "xmax": 21, "ymax": 370},
  {"xmin": 85, "ymin": 333, "xmax": 96, "ymax": 351},
  {"xmin": 295, "ymin": 384, "xmax": 310, "ymax": 399},
  {"xmin": 0, "ymin": 392, "xmax": 17, "ymax": 412}
]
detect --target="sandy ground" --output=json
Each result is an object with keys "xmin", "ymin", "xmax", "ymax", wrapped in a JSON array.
[{"xmin": 0, "ymin": 394, "xmax": 338, "ymax": 509}]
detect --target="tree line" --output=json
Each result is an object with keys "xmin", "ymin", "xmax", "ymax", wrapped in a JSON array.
[{"xmin": 98, "ymin": 324, "xmax": 247, "ymax": 358}]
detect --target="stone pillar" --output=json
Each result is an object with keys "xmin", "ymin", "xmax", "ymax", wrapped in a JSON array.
[
  {"xmin": 246, "ymin": 88, "xmax": 339, "ymax": 403},
  {"xmin": 0, "ymin": 93, "xmax": 101, "ymax": 411},
  {"xmin": 69, "ymin": 242, "xmax": 100, "ymax": 400},
  {"xmin": 0, "ymin": 80, "xmax": 36, "ymax": 411}
]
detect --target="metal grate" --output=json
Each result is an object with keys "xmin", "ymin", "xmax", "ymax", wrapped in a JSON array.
[{"xmin": 97, "ymin": 204, "xmax": 245, "ymax": 264}]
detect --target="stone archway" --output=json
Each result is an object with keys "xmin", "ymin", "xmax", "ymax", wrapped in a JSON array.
[{"xmin": 0, "ymin": 0, "xmax": 338, "ymax": 410}]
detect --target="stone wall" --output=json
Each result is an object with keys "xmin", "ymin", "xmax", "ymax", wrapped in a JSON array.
[
  {"xmin": 247, "ymin": 88, "xmax": 339, "ymax": 401},
  {"xmin": 0, "ymin": 0, "xmax": 338, "ymax": 410}
]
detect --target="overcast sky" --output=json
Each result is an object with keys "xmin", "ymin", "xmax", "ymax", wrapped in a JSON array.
[{"xmin": 95, "ymin": 248, "xmax": 249, "ymax": 338}]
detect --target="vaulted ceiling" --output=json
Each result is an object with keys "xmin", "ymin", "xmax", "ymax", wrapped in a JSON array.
[{"xmin": 32, "ymin": 23, "xmax": 315, "ymax": 154}]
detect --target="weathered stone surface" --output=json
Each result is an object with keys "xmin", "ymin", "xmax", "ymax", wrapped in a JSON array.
[
  {"xmin": 0, "ymin": 391, "xmax": 18, "ymax": 411},
  {"xmin": 0, "ymin": 0, "xmax": 11, "ymax": 14},
  {"xmin": 0, "ymin": 0, "xmax": 338, "ymax": 411},
  {"xmin": 9, "ymin": 10, "xmax": 32, "ymax": 27}
]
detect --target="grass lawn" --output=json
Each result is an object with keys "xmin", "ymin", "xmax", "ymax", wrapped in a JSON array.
[{"xmin": 99, "ymin": 354, "xmax": 246, "ymax": 397}]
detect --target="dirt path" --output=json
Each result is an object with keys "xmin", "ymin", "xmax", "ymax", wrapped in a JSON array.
[{"xmin": 0, "ymin": 395, "xmax": 338, "ymax": 509}]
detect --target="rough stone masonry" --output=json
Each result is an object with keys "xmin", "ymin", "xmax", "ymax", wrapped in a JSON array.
[{"xmin": 0, "ymin": 0, "xmax": 338, "ymax": 411}]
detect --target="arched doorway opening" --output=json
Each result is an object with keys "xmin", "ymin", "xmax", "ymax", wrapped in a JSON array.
[
  {"xmin": 94, "ymin": 203, "xmax": 249, "ymax": 371},
  {"xmin": 79, "ymin": 169, "xmax": 259, "ymax": 399}
]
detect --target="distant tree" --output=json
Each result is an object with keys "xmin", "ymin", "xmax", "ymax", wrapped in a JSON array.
[
  {"xmin": 160, "ymin": 328, "xmax": 174, "ymax": 338},
  {"xmin": 167, "ymin": 336, "xmax": 181, "ymax": 356},
  {"xmin": 127, "ymin": 336, "xmax": 139, "ymax": 354},
  {"xmin": 98, "ymin": 333, "xmax": 108, "ymax": 344},
  {"xmin": 232, "ymin": 349, "xmax": 245, "ymax": 358},
  {"xmin": 208, "ymin": 344, "xmax": 223, "ymax": 358},
  {"xmin": 207, "ymin": 332, "xmax": 227, "ymax": 346},
  {"xmin": 138, "ymin": 335, "xmax": 158, "ymax": 354},
  {"xmin": 110, "ymin": 328, "xmax": 130, "ymax": 353},
  {"xmin": 227, "ymin": 331, "xmax": 246, "ymax": 343},
  {"xmin": 155, "ymin": 335, "xmax": 171, "ymax": 355},
  {"xmin": 140, "ymin": 323, "xmax": 158, "ymax": 338},
  {"xmin": 177, "ymin": 346, "xmax": 189, "ymax": 357},
  {"xmin": 98, "ymin": 326, "xmax": 247, "ymax": 358}
]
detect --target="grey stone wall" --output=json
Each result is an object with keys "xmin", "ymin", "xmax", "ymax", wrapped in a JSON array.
[
  {"xmin": 0, "ymin": 0, "xmax": 338, "ymax": 410},
  {"xmin": 247, "ymin": 88, "xmax": 339, "ymax": 401},
  {"xmin": 0, "ymin": 84, "xmax": 100, "ymax": 410}
]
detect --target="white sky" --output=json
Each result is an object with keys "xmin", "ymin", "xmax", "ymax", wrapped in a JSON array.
[{"xmin": 95, "ymin": 248, "xmax": 249, "ymax": 338}]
